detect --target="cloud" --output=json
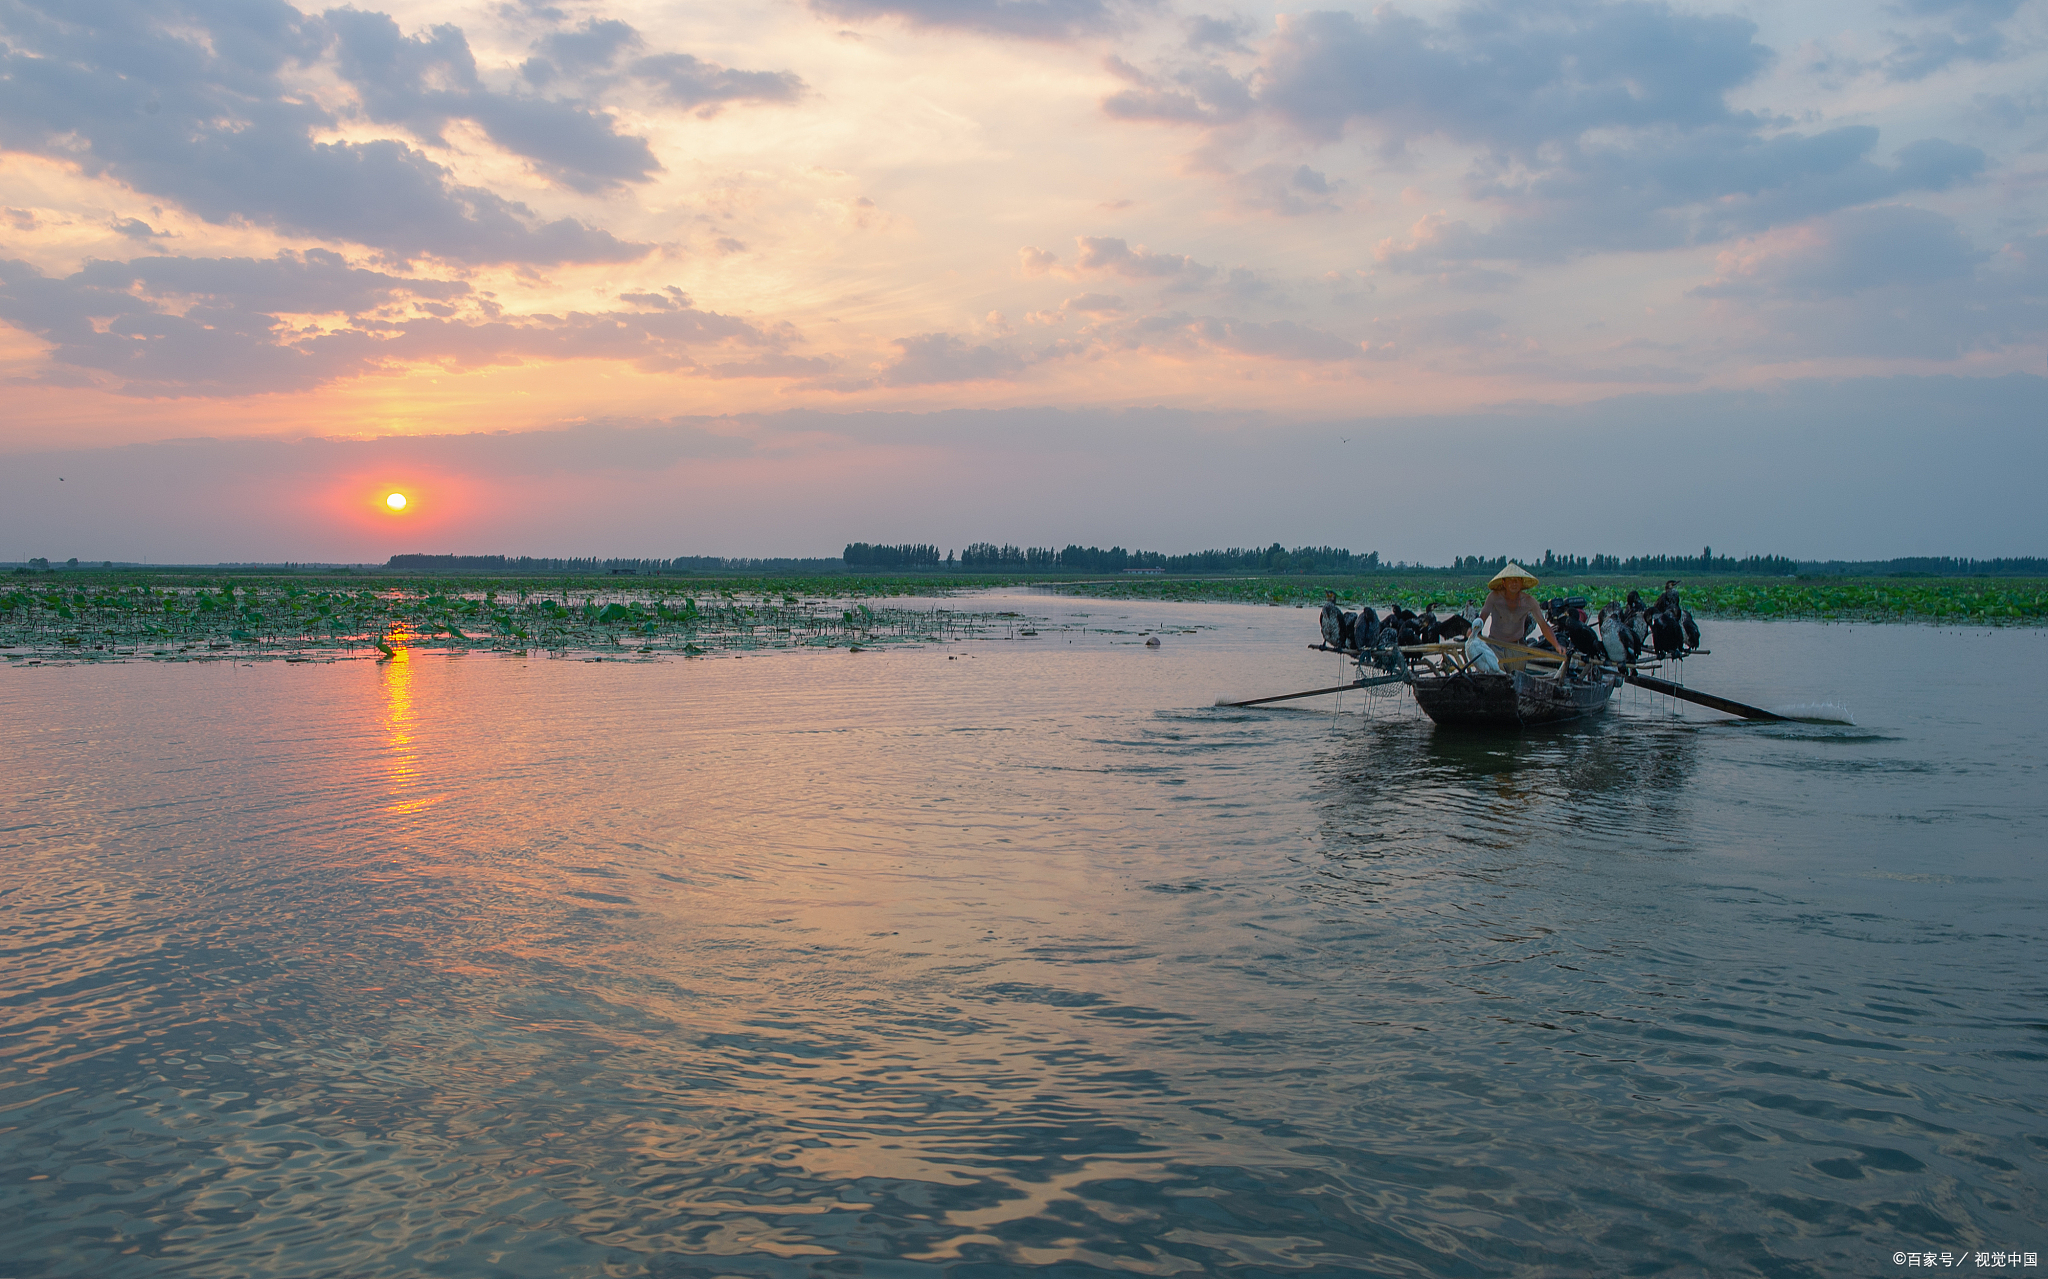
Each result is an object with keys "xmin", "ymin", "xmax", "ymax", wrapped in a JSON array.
[
  {"xmin": 1086, "ymin": 0, "xmax": 1987, "ymax": 275},
  {"xmin": 110, "ymin": 218, "xmax": 171, "ymax": 241},
  {"xmin": 515, "ymin": 18, "xmax": 806, "ymax": 115},
  {"xmin": 79, "ymin": 249, "xmax": 472, "ymax": 314},
  {"xmin": 1256, "ymin": 2, "xmax": 1770, "ymax": 151},
  {"xmin": 1062, "ymin": 292, "xmax": 1125, "ymax": 314},
  {"xmin": 0, "ymin": 0, "xmax": 807, "ymax": 263},
  {"xmin": 1184, "ymin": 13, "xmax": 1254, "ymax": 52},
  {"xmin": 1879, "ymin": 0, "xmax": 2022, "ymax": 80},
  {"xmin": 1694, "ymin": 205, "xmax": 1983, "ymax": 300},
  {"xmin": 1073, "ymin": 236, "xmax": 1215, "ymax": 283},
  {"xmin": 875, "ymin": 333, "xmax": 1028, "ymax": 385},
  {"xmin": 1230, "ymin": 163, "xmax": 1342, "ymax": 216},
  {"xmin": 0, "ymin": 0, "xmax": 654, "ymax": 265},
  {"xmin": 1018, "ymin": 246, "xmax": 1062, "ymax": 277},
  {"xmin": 707, "ymin": 353, "xmax": 837, "ymax": 379},
  {"xmin": 535, "ymin": 18, "xmax": 642, "ymax": 73},
  {"xmin": 1370, "ymin": 128, "xmax": 1986, "ymax": 272},
  {"xmin": 630, "ymin": 53, "xmax": 806, "ymax": 112},
  {"xmin": 0, "ymin": 252, "xmax": 802, "ymax": 396},
  {"xmin": 1218, "ymin": 267, "xmax": 1277, "ymax": 302},
  {"xmin": 808, "ymin": 0, "xmax": 1128, "ymax": 40},
  {"xmin": 0, "ymin": 253, "xmax": 386, "ymax": 397},
  {"xmin": 618, "ymin": 287, "xmax": 698, "ymax": 311},
  {"xmin": 1882, "ymin": 27, "xmax": 2006, "ymax": 80},
  {"xmin": 1367, "ymin": 308, "xmax": 1511, "ymax": 354},
  {"xmin": 1187, "ymin": 316, "xmax": 1360, "ymax": 361},
  {"xmin": 1685, "ymin": 215, "xmax": 2044, "ymax": 360},
  {"xmin": 1017, "ymin": 237, "xmax": 1219, "ymax": 285},
  {"xmin": 1374, "ymin": 214, "xmax": 1519, "ymax": 289},
  {"xmin": 1101, "ymin": 56, "xmax": 1253, "ymax": 126},
  {"xmin": 1091, "ymin": 311, "xmax": 1362, "ymax": 361},
  {"xmin": 324, "ymin": 8, "xmax": 662, "ymax": 193}
]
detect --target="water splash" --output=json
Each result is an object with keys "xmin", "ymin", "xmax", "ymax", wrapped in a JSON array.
[{"xmin": 1769, "ymin": 701, "xmax": 1856, "ymax": 724}]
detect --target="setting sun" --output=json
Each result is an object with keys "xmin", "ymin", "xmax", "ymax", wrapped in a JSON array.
[{"xmin": 386, "ymin": 492, "xmax": 407, "ymax": 511}]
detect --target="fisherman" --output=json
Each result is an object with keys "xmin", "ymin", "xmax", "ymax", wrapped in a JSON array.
[{"xmin": 1477, "ymin": 563, "xmax": 1562, "ymax": 652}]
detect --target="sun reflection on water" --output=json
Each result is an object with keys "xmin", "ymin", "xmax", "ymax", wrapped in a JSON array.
[{"xmin": 378, "ymin": 645, "xmax": 441, "ymax": 817}]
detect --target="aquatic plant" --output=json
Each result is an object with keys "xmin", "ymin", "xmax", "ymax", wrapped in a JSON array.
[
  {"xmin": 0, "ymin": 572, "xmax": 1022, "ymax": 664},
  {"xmin": 1050, "ymin": 575, "xmax": 2048, "ymax": 624}
]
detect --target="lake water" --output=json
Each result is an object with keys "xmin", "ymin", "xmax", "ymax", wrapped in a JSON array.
[{"xmin": 3, "ymin": 596, "xmax": 2043, "ymax": 1277}]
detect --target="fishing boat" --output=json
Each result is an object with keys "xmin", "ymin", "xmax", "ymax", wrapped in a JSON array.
[
  {"xmin": 1251, "ymin": 632, "xmax": 1771, "ymax": 728},
  {"xmin": 1228, "ymin": 581, "xmax": 1784, "ymax": 727},
  {"xmin": 1391, "ymin": 639, "xmax": 1620, "ymax": 728}
]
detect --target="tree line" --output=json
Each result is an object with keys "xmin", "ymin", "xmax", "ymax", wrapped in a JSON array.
[
  {"xmin": 840, "ymin": 543, "xmax": 943, "ymax": 568},
  {"xmin": 381, "ymin": 549, "xmax": 2048, "ymax": 579},
  {"xmin": 846, "ymin": 543, "xmax": 2047, "ymax": 577},
  {"xmin": 1793, "ymin": 556, "xmax": 2048, "ymax": 577},
  {"xmin": 385, "ymin": 554, "xmax": 845, "ymax": 574},
  {"xmin": 845, "ymin": 543, "xmax": 1383, "ymax": 573},
  {"xmin": 1465, "ymin": 548, "xmax": 1803, "ymax": 575}
]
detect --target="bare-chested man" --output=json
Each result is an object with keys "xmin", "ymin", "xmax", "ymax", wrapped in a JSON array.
[{"xmin": 1477, "ymin": 564, "xmax": 1562, "ymax": 651}]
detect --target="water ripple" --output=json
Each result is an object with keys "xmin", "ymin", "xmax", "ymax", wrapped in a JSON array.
[{"xmin": 1, "ymin": 614, "xmax": 2042, "ymax": 1276}]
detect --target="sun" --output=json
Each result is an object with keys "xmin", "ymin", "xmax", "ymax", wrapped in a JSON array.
[{"xmin": 386, "ymin": 492, "xmax": 408, "ymax": 511}]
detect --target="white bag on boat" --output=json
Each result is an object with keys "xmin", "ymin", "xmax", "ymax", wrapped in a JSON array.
[{"xmin": 1464, "ymin": 634, "xmax": 1503, "ymax": 674}]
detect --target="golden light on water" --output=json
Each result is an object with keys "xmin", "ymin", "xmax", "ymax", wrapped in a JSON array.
[{"xmin": 386, "ymin": 492, "xmax": 408, "ymax": 511}]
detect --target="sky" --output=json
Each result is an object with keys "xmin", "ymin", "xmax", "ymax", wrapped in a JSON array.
[{"xmin": 1, "ymin": 0, "xmax": 2043, "ymax": 563}]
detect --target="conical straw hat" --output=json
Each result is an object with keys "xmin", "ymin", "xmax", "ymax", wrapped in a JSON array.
[{"xmin": 1487, "ymin": 563, "xmax": 1539, "ymax": 589}]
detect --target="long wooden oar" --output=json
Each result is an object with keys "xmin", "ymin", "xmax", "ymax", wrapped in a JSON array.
[
  {"xmin": 1624, "ymin": 672, "xmax": 1785, "ymax": 721},
  {"xmin": 1485, "ymin": 638, "xmax": 1782, "ymax": 721},
  {"xmin": 1222, "ymin": 672, "xmax": 1407, "ymax": 707}
]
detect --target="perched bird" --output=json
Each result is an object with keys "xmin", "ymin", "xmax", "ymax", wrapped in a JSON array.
[
  {"xmin": 1319, "ymin": 597, "xmax": 1346, "ymax": 650},
  {"xmin": 1352, "ymin": 606, "xmax": 1380, "ymax": 650},
  {"xmin": 1649, "ymin": 609, "xmax": 1685, "ymax": 658},
  {"xmin": 1623, "ymin": 607, "xmax": 1649, "ymax": 652},
  {"xmin": 1560, "ymin": 616, "xmax": 1605, "ymax": 660},
  {"xmin": 1681, "ymin": 610, "xmax": 1701, "ymax": 652},
  {"xmin": 1597, "ymin": 607, "xmax": 1630, "ymax": 662},
  {"xmin": 1434, "ymin": 612, "xmax": 1471, "ymax": 641}
]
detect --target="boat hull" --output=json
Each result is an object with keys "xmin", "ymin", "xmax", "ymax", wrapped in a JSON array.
[{"xmin": 1410, "ymin": 668, "xmax": 1619, "ymax": 728}]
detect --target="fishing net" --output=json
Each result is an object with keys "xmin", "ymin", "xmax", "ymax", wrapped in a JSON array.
[{"xmin": 1358, "ymin": 634, "xmax": 1411, "ymax": 699}]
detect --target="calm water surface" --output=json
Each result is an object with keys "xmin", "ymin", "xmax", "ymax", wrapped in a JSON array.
[{"xmin": 3, "ymin": 597, "xmax": 2043, "ymax": 1277}]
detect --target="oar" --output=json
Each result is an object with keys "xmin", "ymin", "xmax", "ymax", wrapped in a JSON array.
[
  {"xmin": 1624, "ymin": 672, "xmax": 1786, "ymax": 721},
  {"xmin": 1221, "ymin": 672, "xmax": 1407, "ymax": 708},
  {"xmin": 1485, "ymin": 638, "xmax": 1782, "ymax": 720}
]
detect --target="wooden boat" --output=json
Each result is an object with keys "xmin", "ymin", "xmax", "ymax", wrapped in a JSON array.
[
  {"xmin": 1409, "ymin": 664, "xmax": 1619, "ymax": 727},
  {"xmin": 1321, "ymin": 637, "xmax": 1620, "ymax": 728},
  {"xmin": 1400, "ymin": 639, "xmax": 1618, "ymax": 727},
  {"xmin": 1267, "ymin": 624, "xmax": 1780, "ymax": 727}
]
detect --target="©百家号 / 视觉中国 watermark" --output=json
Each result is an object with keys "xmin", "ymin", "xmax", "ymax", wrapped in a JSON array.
[{"xmin": 1894, "ymin": 1252, "xmax": 2039, "ymax": 1268}]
